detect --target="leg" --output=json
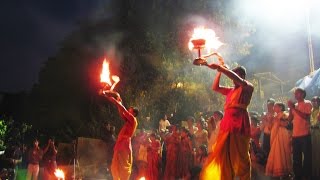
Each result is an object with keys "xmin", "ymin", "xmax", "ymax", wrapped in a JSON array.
[
  {"xmin": 263, "ymin": 133, "xmax": 270, "ymax": 156},
  {"xmin": 26, "ymin": 164, "xmax": 32, "ymax": 180},
  {"xmin": 292, "ymin": 137, "xmax": 302, "ymax": 179},
  {"xmin": 111, "ymin": 152, "xmax": 120, "ymax": 180},
  {"xmin": 229, "ymin": 133, "xmax": 251, "ymax": 180},
  {"xmin": 111, "ymin": 150, "xmax": 132, "ymax": 180},
  {"xmin": 118, "ymin": 150, "xmax": 132, "ymax": 180},
  {"xmin": 200, "ymin": 131, "xmax": 233, "ymax": 180},
  {"xmin": 33, "ymin": 165, "xmax": 39, "ymax": 180},
  {"xmin": 302, "ymin": 135, "xmax": 312, "ymax": 180}
]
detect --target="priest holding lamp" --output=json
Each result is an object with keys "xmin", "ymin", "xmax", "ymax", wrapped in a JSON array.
[
  {"xmin": 99, "ymin": 58, "xmax": 139, "ymax": 180},
  {"xmin": 188, "ymin": 27, "xmax": 254, "ymax": 179}
]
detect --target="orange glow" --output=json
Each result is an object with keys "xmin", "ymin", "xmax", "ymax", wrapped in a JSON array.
[
  {"xmin": 188, "ymin": 27, "xmax": 223, "ymax": 52},
  {"xmin": 201, "ymin": 162, "xmax": 221, "ymax": 180},
  {"xmin": 54, "ymin": 169, "xmax": 65, "ymax": 180},
  {"xmin": 100, "ymin": 59, "xmax": 112, "ymax": 85},
  {"xmin": 139, "ymin": 177, "xmax": 146, "ymax": 180},
  {"xmin": 100, "ymin": 59, "xmax": 120, "ymax": 91}
]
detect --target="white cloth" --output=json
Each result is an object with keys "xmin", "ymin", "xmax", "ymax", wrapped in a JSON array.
[{"xmin": 159, "ymin": 119, "xmax": 170, "ymax": 132}]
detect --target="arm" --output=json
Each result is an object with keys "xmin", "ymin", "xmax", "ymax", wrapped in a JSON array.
[
  {"xmin": 208, "ymin": 64, "xmax": 247, "ymax": 86},
  {"xmin": 291, "ymin": 108, "xmax": 311, "ymax": 121},
  {"xmin": 212, "ymin": 71, "xmax": 227, "ymax": 94},
  {"xmin": 288, "ymin": 100, "xmax": 311, "ymax": 121},
  {"xmin": 107, "ymin": 96, "xmax": 135, "ymax": 124}
]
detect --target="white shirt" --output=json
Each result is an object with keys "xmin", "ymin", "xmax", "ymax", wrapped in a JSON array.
[{"xmin": 159, "ymin": 119, "xmax": 170, "ymax": 132}]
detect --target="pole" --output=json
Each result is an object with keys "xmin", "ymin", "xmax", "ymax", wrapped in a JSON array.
[{"xmin": 306, "ymin": 6, "xmax": 315, "ymax": 74}]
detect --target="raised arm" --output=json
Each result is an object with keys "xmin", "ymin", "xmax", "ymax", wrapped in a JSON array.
[
  {"xmin": 208, "ymin": 63, "xmax": 247, "ymax": 86},
  {"xmin": 212, "ymin": 71, "xmax": 225, "ymax": 94},
  {"xmin": 107, "ymin": 96, "xmax": 135, "ymax": 123}
]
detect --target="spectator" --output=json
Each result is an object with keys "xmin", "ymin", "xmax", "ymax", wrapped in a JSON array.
[
  {"xmin": 26, "ymin": 138, "xmax": 43, "ymax": 180},
  {"xmin": 42, "ymin": 137, "xmax": 58, "ymax": 180},
  {"xmin": 288, "ymin": 88, "xmax": 312, "ymax": 180}
]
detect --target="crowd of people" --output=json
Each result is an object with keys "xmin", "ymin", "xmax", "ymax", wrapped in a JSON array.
[
  {"xmin": 0, "ymin": 137, "xmax": 58, "ymax": 180},
  {"xmin": 102, "ymin": 88, "xmax": 320, "ymax": 180},
  {"xmin": 1, "ymin": 61, "xmax": 318, "ymax": 180}
]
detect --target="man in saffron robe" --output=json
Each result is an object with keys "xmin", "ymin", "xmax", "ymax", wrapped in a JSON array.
[
  {"xmin": 101, "ymin": 91, "xmax": 138, "ymax": 180},
  {"xmin": 201, "ymin": 64, "xmax": 254, "ymax": 180}
]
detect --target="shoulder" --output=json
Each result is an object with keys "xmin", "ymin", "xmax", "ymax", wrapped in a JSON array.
[
  {"xmin": 304, "ymin": 99, "xmax": 312, "ymax": 105},
  {"xmin": 243, "ymin": 80, "xmax": 254, "ymax": 90},
  {"xmin": 300, "ymin": 100, "xmax": 312, "ymax": 109}
]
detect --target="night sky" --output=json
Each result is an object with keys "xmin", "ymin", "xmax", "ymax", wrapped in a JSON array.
[
  {"xmin": 1, "ymin": 0, "xmax": 319, "ymax": 93},
  {"xmin": 0, "ymin": 0, "xmax": 106, "ymax": 92}
]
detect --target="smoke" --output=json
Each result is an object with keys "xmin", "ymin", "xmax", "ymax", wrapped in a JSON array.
[{"xmin": 222, "ymin": 0, "xmax": 320, "ymax": 90}]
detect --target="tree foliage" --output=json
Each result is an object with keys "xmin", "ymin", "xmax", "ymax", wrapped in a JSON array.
[{"xmin": 28, "ymin": 0, "xmax": 254, "ymax": 139}]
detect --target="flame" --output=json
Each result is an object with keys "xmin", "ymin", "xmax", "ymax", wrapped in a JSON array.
[
  {"xmin": 54, "ymin": 169, "xmax": 65, "ymax": 179},
  {"xmin": 188, "ymin": 27, "xmax": 223, "ymax": 52},
  {"xmin": 139, "ymin": 177, "xmax": 146, "ymax": 180},
  {"xmin": 100, "ymin": 59, "xmax": 120, "ymax": 91}
]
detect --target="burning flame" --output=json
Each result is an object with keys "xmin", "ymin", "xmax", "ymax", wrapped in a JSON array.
[
  {"xmin": 188, "ymin": 27, "xmax": 223, "ymax": 52},
  {"xmin": 54, "ymin": 169, "xmax": 65, "ymax": 180},
  {"xmin": 100, "ymin": 59, "xmax": 120, "ymax": 91}
]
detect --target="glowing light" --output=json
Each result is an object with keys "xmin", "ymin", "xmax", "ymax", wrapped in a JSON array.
[
  {"xmin": 201, "ymin": 162, "xmax": 221, "ymax": 180},
  {"xmin": 100, "ymin": 59, "xmax": 120, "ymax": 91},
  {"xmin": 54, "ymin": 169, "xmax": 65, "ymax": 180},
  {"xmin": 139, "ymin": 177, "xmax": 146, "ymax": 180},
  {"xmin": 188, "ymin": 27, "xmax": 223, "ymax": 52}
]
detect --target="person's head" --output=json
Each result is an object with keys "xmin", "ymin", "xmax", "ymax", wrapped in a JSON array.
[
  {"xmin": 48, "ymin": 136, "xmax": 55, "ymax": 143},
  {"xmin": 181, "ymin": 127, "xmax": 190, "ymax": 138},
  {"xmin": 311, "ymin": 96, "xmax": 320, "ymax": 108},
  {"xmin": 33, "ymin": 138, "xmax": 39, "ymax": 147},
  {"xmin": 187, "ymin": 116, "xmax": 195, "ymax": 126},
  {"xmin": 232, "ymin": 66, "xmax": 246, "ymax": 79},
  {"xmin": 266, "ymin": 98, "xmax": 275, "ymax": 112},
  {"xmin": 274, "ymin": 102, "xmax": 286, "ymax": 113},
  {"xmin": 294, "ymin": 88, "xmax": 306, "ymax": 101},
  {"xmin": 213, "ymin": 111, "xmax": 223, "ymax": 121},
  {"xmin": 196, "ymin": 119, "xmax": 206, "ymax": 130},
  {"xmin": 128, "ymin": 106, "xmax": 139, "ymax": 117}
]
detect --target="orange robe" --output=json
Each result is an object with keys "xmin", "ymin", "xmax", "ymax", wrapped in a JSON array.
[
  {"xmin": 111, "ymin": 111, "xmax": 138, "ymax": 180},
  {"xmin": 201, "ymin": 80, "xmax": 254, "ymax": 180}
]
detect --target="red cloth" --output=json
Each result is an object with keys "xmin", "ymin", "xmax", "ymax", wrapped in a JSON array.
[
  {"xmin": 219, "ymin": 80, "xmax": 254, "ymax": 136},
  {"xmin": 147, "ymin": 140, "xmax": 161, "ymax": 180}
]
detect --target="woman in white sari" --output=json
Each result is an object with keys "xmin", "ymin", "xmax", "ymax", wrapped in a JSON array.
[{"xmin": 266, "ymin": 102, "xmax": 292, "ymax": 177}]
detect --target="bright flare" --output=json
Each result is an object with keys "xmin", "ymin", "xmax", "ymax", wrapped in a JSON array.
[
  {"xmin": 139, "ymin": 177, "xmax": 146, "ymax": 180},
  {"xmin": 54, "ymin": 169, "xmax": 65, "ymax": 180},
  {"xmin": 100, "ymin": 59, "xmax": 120, "ymax": 91},
  {"xmin": 188, "ymin": 27, "xmax": 223, "ymax": 52}
]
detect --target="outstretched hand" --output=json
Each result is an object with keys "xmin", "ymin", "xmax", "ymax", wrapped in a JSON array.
[{"xmin": 99, "ymin": 89, "xmax": 122, "ymax": 103}]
